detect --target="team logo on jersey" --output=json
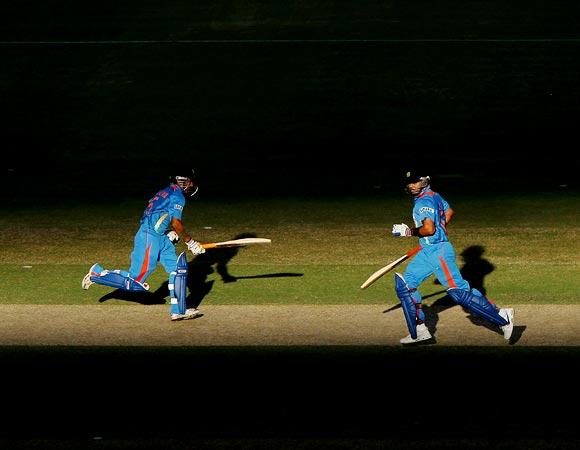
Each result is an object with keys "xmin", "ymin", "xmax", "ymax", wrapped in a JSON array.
[
  {"xmin": 419, "ymin": 207, "xmax": 434, "ymax": 214},
  {"xmin": 174, "ymin": 204, "xmax": 183, "ymax": 211}
]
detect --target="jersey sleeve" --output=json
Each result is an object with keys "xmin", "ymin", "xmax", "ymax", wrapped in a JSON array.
[
  {"xmin": 413, "ymin": 198, "xmax": 437, "ymax": 224},
  {"xmin": 170, "ymin": 192, "xmax": 185, "ymax": 221}
]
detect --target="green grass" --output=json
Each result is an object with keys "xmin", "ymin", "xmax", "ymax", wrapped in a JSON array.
[{"xmin": 1, "ymin": 192, "xmax": 578, "ymax": 305}]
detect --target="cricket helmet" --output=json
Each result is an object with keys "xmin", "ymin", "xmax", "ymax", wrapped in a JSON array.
[
  {"xmin": 170, "ymin": 169, "xmax": 199, "ymax": 197},
  {"xmin": 401, "ymin": 168, "xmax": 430, "ymax": 196}
]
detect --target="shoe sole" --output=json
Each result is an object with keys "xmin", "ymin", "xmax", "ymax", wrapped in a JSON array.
[
  {"xmin": 81, "ymin": 264, "xmax": 100, "ymax": 290},
  {"xmin": 81, "ymin": 273, "xmax": 93, "ymax": 290},
  {"xmin": 502, "ymin": 309, "xmax": 514, "ymax": 340},
  {"xmin": 171, "ymin": 313, "xmax": 201, "ymax": 321},
  {"xmin": 400, "ymin": 334, "xmax": 433, "ymax": 345}
]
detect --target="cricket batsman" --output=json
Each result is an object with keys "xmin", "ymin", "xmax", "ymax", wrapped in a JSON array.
[
  {"xmin": 391, "ymin": 169, "xmax": 514, "ymax": 344},
  {"xmin": 82, "ymin": 169, "xmax": 206, "ymax": 321}
]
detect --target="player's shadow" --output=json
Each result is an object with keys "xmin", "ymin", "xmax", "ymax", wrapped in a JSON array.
[
  {"xmin": 155, "ymin": 232, "xmax": 303, "ymax": 309},
  {"xmin": 97, "ymin": 232, "xmax": 257, "ymax": 305},
  {"xmin": 425, "ymin": 245, "xmax": 496, "ymax": 334},
  {"xmin": 457, "ymin": 245, "xmax": 495, "ymax": 297},
  {"xmin": 98, "ymin": 288, "xmax": 167, "ymax": 305},
  {"xmin": 98, "ymin": 232, "xmax": 303, "ymax": 307}
]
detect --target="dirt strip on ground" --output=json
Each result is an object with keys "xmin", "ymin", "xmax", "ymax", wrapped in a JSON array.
[{"xmin": 1, "ymin": 304, "xmax": 577, "ymax": 346}]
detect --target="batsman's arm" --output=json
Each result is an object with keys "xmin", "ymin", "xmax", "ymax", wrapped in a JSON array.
[
  {"xmin": 170, "ymin": 217, "xmax": 193, "ymax": 244},
  {"xmin": 171, "ymin": 217, "xmax": 205, "ymax": 255},
  {"xmin": 171, "ymin": 218, "xmax": 205, "ymax": 255},
  {"xmin": 410, "ymin": 218, "xmax": 435, "ymax": 237},
  {"xmin": 445, "ymin": 207, "xmax": 454, "ymax": 225}
]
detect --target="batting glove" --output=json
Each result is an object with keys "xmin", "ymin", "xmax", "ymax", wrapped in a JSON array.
[
  {"xmin": 392, "ymin": 223, "xmax": 412, "ymax": 237},
  {"xmin": 186, "ymin": 239, "xmax": 206, "ymax": 255},
  {"xmin": 166, "ymin": 231, "xmax": 180, "ymax": 245}
]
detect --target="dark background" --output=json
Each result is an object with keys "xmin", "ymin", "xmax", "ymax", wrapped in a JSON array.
[
  {"xmin": 1, "ymin": 0, "xmax": 579, "ymax": 200},
  {"xmin": 1, "ymin": 1, "xmax": 579, "ymax": 447},
  {"xmin": 2, "ymin": 346, "xmax": 580, "ymax": 447}
]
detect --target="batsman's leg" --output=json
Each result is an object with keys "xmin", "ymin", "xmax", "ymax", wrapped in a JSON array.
[
  {"xmin": 394, "ymin": 251, "xmax": 435, "ymax": 343},
  {"xmin": 169, "ymin": 251, "xmax": 200, "ymax": 321},
  {"xmin": 395, "ymin": 273, "xmax": 432, "ymax": 344},
  {"xmin": 127, "ymin": 229, "xmax": 158, "ymax": 285},
  {"xmin": 433, "ymin": 243, "xmax": 513, "ymax": 338},
  {"xmin": 84, "ymin": 227, "xmax": 156, "ymax": 292},
  {"xmin": 447, "ymin": 288, "xmax": 509, "ymax": 327},
  {"xmin": 89, "ymin": 268, "xmax": 150, "ymax": 291}
]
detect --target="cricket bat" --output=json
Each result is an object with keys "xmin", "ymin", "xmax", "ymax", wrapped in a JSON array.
[
  {"xmin": 360, "ymin": 245, "xmax": 421, "ymax": 290},
  {"xmin": 201, "ymin": 238, "xmax": 272, "ymax": 249}
]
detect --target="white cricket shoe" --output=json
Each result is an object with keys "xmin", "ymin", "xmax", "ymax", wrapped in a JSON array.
[
  {"xmin": 499, "ymin": 308, "xmax": 514, "ymax": 340},
  {"xmin": 171, "ymin": 308, "xmax": 202, "ymax": 321},
  {"xmin": 81, "ymin": 263, "xmax": 103, "ymax": 290},
  {"xmin": 400, "ymin": 323, "xmax": 432, "ymax": 344}
]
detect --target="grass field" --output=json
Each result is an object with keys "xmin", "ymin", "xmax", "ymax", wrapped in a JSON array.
[{"xmin": 2, "ymin": 191, "xmax": 578, "ymax": 307}]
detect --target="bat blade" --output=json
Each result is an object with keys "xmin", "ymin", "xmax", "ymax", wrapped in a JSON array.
[
  {"xmin": 360, "ymin": 255, "xmax": 408, "ymax": 289},
  {"xmin": 360, "ymin": 245, "xmax": 421, "ymax": 290},
  {"xmin": 202, "ymin": 238, "xmax": 271, "ymax": 249}
]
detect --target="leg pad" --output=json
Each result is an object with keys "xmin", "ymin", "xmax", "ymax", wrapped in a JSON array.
[
  {"xmin": 394, "ymin": 273, "xmax": 421, "ymax": 339},
  {"xmin": 92, "ymin": 270, "xmax": 149, "ymax": 291},
  {"xmin": 447, "ymin": 288, "xmax": 508, "ymax": 326},
  {"xmin": 173, "ymin": 252, "xmax": 188, "ymax": 314}
]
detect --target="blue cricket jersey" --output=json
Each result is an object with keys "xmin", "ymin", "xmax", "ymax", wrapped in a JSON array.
[
  {"xmin": 412, "ymin": 188, "xmax": 450, "ymax": 246},
  {"xmin": 140, "ymin": 184, "xmax": 185, "ymax": 235}
]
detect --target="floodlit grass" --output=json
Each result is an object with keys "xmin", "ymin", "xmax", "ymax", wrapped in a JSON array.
[{"xmin": 1, "ymin": 192, "xmax": 578, "ymax": 305}]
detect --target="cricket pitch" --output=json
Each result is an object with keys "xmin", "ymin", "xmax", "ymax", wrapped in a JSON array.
[{"xmin": 1, "ymin": 304, "xmax": 577, "ymax": 346}]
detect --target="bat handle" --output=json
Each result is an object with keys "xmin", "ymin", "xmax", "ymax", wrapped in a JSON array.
[{"xmin": 407, "ymin": 245, "xmax": 422, "ymax": 257}]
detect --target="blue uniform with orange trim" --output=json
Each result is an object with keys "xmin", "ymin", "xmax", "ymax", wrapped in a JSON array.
[
  {"xmin": 83, "ymin": 173, "xmax": 205, "ymax": 319},
  {"xmin": 128, "ymin": 184, "xmax": 186, "ymax": 283},
  {"xmin": 393, "ymin": 171, "xmax": 511, "ymax": 342},
  {"xmin": 399, "ymin": 188, "xmax": 470, "ymax": 330},
  {"xmin": 402, "ymin": 188, "xmax": 469, "ymax": 323},
  {"xmin": 85, "ymin": 183, "xmax": 189, "ymax": 315},
  {"xmin": 395, "ymin": 186, "xmax": 510, "ymax": 340}
]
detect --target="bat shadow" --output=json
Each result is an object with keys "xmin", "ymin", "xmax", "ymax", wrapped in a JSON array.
[
  {"xmin": 157, "ymin": 233, "xmax": 303, "ymax": 309},
  {"xmin": 382, "ymin": 289, "xmax": 448, "ymax": 313},
  {"xmin": 234, "ymin": 273, "xmax": 304, "ymax": 280},
  {"xmin": 383, "ymin": 304, "xmax": 401, "ymax": 314},
  {"xmin": 98, "ymin": 231, "xmax": 264, "ymax": 305}
]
